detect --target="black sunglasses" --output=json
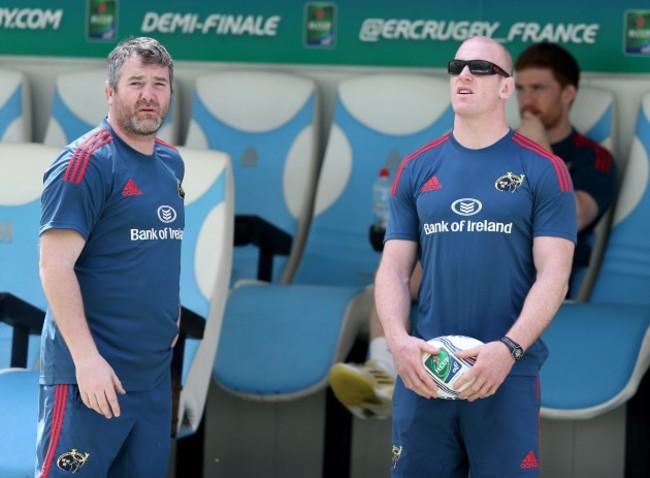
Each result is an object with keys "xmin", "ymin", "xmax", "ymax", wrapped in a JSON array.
[{"xmin": 448, "ymin": 59, "xmax": 511, "ymax": 78}]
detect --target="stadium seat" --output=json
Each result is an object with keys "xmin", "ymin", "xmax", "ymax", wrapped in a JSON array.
[
  {"xmin": 0, "ymin": 143, "xmax": 55, "ymax": 370},
  {"xmin": 0, "ymin": 145, "xmax": 234, "ymax": 476},
  {"xmin": 539, "ymin": 92, "xmax": 650, "ymax": 420},
  {"xmin": 213, "ymin": 74, "xmax": 454, "ymax": 400},
  {"xmin": 0, "ymin": 67, "xmax": 31, "ymax": 142},
  {"xmin": 43, "ymin": 69, "xmax": 180, "ymax": 147},
  {"xmin": 185, "ymin": 71, "xmax": 320, "ymax": 285},
  {"xmin": 0, "ymin": 368, "xmax": 41, "ymax": 477},
  {"xmin": 0, "ymin": 143, "xmax": 65, "ymax": 477},
  {"xmin": 172, "ymin": 146, "xmax": 234, "ymax": 438},
  {"xmin": 506, "ymin": 85, "xmax": 618, "ymax": 300}
]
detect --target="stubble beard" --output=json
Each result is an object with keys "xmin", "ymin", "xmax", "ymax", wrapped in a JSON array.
[{"xmin": 115, "ymin": 98, "xmax": 170, "ymax": 138}]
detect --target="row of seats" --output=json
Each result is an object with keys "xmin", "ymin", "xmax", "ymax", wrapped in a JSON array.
[
  {"xmin": 0, "ymin": 66, "xmax": 619, "ymax": 296},
  {"xmin": 0, "ymin": 66, "xmax": 649, "ymax": 475},
  {"xmin": 0, "ymin": 65, "xmax": 641, "ymax": 396},
  {"xmin": 0, "ymin": 67, "xmax": 31, "ymax": 142}
]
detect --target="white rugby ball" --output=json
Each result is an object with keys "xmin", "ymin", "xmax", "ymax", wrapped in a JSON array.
[{"xmin": 421, "ymin": 335, "xmax": 484, "ymax": 400}]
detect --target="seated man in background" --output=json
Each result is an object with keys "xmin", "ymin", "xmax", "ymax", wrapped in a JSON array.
[{"xmin": 328, "ymin": 41, "xmax": 617, "ymax": 419}]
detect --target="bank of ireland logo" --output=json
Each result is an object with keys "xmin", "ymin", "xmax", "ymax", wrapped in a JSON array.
[
  {"xmin": 157, "ymin": 205, "xmax": 177, "ymax": 224},
  {"xmin": 304, "ymin": 3, "xmax": 336, "ymax": 47},
  {"xmin": 625, "ymin": 10, "xmax": 650, "ymax": 55},
  {"xmin": 451, "ymin": 198, "xmax": 482, "ymax": 216}
]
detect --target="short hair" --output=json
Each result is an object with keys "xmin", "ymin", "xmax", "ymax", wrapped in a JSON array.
[
  {"xmin": 106, "ymin": 36, "xmax": 174, "ymax": 92},
  {"xmin": 515, "ymin": 42, "xmax": 580, "ymax": 89}
]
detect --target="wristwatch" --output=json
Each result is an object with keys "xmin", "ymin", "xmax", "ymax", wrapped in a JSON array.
[{"xmin": 499, "ymin": 336, "xmax": 524, "ymax": 361}]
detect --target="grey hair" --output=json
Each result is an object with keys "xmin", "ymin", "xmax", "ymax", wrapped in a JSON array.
[{"xmin": 106, "ymin": 36, "xmax": 174, "ymax": 92}]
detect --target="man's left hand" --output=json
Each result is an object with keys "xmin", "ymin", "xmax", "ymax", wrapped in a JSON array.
[{"xmin": 453, "ymin": 341, "xmax": 514, "ymax": 401}]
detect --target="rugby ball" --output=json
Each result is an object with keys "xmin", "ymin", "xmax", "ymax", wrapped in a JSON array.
[{"xmin": 421, "ymin": 335, "xmax": 484, "ymax": 400}]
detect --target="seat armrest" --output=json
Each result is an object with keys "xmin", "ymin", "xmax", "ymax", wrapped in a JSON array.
[
  {"xmin": 0, "ymin": 292, "xmax": 45, "ymax": 368},
  {"xmin": 234, "ymin": 215, "xmax": 292, "ymax": 281},
  {"xmin": 170, "ymin": 306, "xmax": 207, "ymax": 437},
  {"xmin": 369, "ymin": 224, "xmax": 385, "ymax": 252},
  {"xmin": 179, "ymin": 306, "xmax": 205, "ymax": 340}
]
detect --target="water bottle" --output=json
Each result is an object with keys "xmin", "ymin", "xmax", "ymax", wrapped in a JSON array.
[
  {"xmin": 372, "ymin": 167, "xmax": 391, "ymax": 229},
  {"xmin": 370, "ymin": 167, "xmax": 390, "ymax": 252}
]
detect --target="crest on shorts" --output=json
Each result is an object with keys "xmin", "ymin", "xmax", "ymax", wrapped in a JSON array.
[
  {"xmin": 57, "ymin": 448, "xmax": 90, "ymax": 473},
  {"xmin": 392, "ymin": 444, "xmax": 403, "ymax": 469},
  {"xmin": 495, "ymin": 172, "xmax": 526, "ymax": 193}
]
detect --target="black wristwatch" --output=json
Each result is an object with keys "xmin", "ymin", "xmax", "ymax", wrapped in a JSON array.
[{"xmin": 499, "ymin": 336, "xmax": 524, "ymax": 361}]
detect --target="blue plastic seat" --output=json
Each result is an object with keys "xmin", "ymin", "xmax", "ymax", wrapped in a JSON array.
[
  {"xmin": 214, "ymin": 74, "xmax": 454, "ymax": 400},
  {"xmin": 0, "ymin": 143, "xmax": 64, "ymax": 477},
  {"xmin": 0, "ymin": 67, "xmax": 31, "ymax": 142},
  {"xmin": 0, "ymin": 143, "xmax": 54, "ymax": 369},
  {"xmin": 173, "ymin": 146, "xmax": 234, "ymax": 436},
  {"xmin": 539, "ymin": 92, "xmax": 650, "ymax": 419},
  {"xmin": 185, "ymin": 71, "xmax": 320, "ymax": 285}
]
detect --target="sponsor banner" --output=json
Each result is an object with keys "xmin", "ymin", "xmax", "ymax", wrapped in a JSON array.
[{"xmin": 0, "ymin": 1, "xmax": 649, "ymax": 72}]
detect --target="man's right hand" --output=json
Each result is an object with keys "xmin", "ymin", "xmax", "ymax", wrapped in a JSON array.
[
  {"xmin": 390, "ymin": 335, "xmax": 441, "ymax": 399},
  {"xmin": 517, "ymin": 110, "xmax": 551, "ymax": 152},
  {"xmin": 75, "ymin": 353, "xmax": 126, "ymax": 419}
]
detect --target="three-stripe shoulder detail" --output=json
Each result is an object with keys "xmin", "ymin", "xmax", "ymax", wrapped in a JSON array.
[
  {"xmin": 64, "ymin": 129, "xmax": 113, "ymax": 184},
  {"xmin": 512, "ymin": 132, "xmax": 572, "ymax": 192},
  {"xmin": 392, "ymin": 133, "xmax": 450, "ymax": 195},
  {"xmin": 573, "ymin": 132, "xmax": 613, "ymax": 174}
]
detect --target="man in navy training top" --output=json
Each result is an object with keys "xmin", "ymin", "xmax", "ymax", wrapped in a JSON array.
[
  {"xmin": 376, "ymin": 36, "xmax": 576, "ymax": 477},
  {"xmin": 328, "ymin": 40, "xmax": 616, "ymax": 423},
  {"xmin": 37, "ymin": 36, "xmax": 184, "ymax": 477}
]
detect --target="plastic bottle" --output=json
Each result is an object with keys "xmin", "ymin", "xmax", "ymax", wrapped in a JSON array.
[{"xmin": 372, "ymin": 167, "xmax": 391, "ymax": 230}]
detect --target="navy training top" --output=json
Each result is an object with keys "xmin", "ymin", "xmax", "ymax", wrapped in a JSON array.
[
  {"xmin": 387, "ymin": 129, "xmax": 577, "ymax": 376},
  {"xmin": 40, "ymin": 119, "xmax": 185, "ymax": 390}
]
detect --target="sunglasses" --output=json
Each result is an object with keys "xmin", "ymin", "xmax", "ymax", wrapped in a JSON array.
[{"xmin": 447, "ymin": 59, "xmax": 511, "ymax": 78}]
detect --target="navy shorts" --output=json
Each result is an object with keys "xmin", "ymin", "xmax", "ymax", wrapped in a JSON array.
[
  {"xmin": 36, "ymin": 372, "xmax": 172, "ymax": 478},
  {"xmin": 391, "ymin": 375, "xmax": 541, "ymax": 478}
]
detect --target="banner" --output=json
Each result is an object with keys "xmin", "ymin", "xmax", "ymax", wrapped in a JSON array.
[{"xmin": 1, "ymin": 1, "xmax": 649, "ymax": 73}]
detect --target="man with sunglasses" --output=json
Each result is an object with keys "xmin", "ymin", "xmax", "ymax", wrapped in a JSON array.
[
  {"xmin": 329, "ymin": 42, "xmax": 614, "ymax": 423},
  {"xmin": 376, "ymin": 36, "xmax": 576, "ymax": 477}
]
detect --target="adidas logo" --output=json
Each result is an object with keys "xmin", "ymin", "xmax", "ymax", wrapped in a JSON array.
[
  {"xmin": 520, "ymin": 451, "xmax": 539, "ymax": 469},
  {"xmin": 122, "ymin": 179, "xmax": 143, "ymax": 197},
  {"xmin": 421, "ymin": 175, "xmax": 442, "ymax": 192}
]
